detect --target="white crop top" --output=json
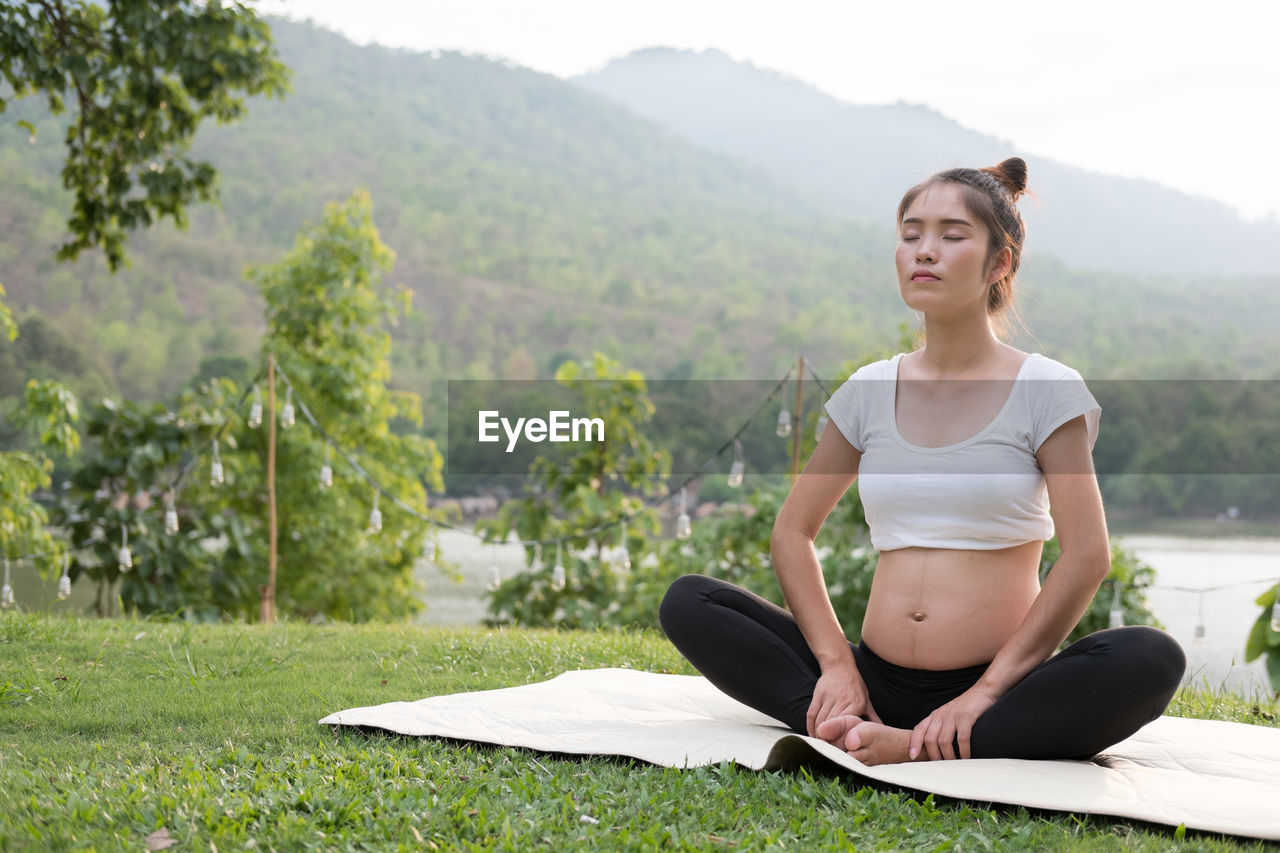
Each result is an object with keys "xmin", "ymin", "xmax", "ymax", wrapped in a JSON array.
[{"xmin": 823, "ymin": 352, "xmax": 1101, "ymax": 552}]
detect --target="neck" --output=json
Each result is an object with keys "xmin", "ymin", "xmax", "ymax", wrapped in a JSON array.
[{"xmin": 917, "ymin": 315, "xmax": 1003, "ymax": 373}]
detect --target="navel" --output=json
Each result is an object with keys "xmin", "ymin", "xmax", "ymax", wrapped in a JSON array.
[{"xmin": 911, "ymin": 610, "xmax": 926, "ymax": 623}]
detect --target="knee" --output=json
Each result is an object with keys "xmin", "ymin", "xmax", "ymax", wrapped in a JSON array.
[
  {"xmin": 1114, "ymin": 626, "xmax": 1187, "ymax": 695},
  {"xmin": 658, "ymin": 574, "xmax": 716, "ymax": 641}
]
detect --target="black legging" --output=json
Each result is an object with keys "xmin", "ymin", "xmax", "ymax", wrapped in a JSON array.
[{"xmin": 659, "ymin": 574, "xmax": 1186, "ymax": 760}]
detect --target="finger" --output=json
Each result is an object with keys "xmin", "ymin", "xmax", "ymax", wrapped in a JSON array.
[
  {"xmin": 940, "ymin": 721, "xmax": 957, "ymax": 761},
  {"xmin": 909, "ymin": 719, "xmax": 927, "ymax": 760},
  {"xmin": 957, "ymin": 721, "xmax": 973, "ymax": 760},
  {"xmin": 924, "ymin": 719, "xmax": 944, "ymax": 762}
]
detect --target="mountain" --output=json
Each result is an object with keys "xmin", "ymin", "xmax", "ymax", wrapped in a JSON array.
[{"xmin": 574, "ymin": 48, "xmax": 1277, "ymax": 277}]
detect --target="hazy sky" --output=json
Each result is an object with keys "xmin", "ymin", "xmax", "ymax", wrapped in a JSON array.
[{"xmin": 254, "ymin": 0, "xmax": 1280, "ymax": 221}]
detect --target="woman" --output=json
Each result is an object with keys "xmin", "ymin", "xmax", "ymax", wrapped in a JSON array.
[{"xmin": 659, "ymin": 158, "xmax": 1185, "ymax": 765}]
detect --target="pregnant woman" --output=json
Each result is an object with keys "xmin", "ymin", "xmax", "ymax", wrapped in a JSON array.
[{"xmin": 659, "ymin": 157, "xmax": 1185, "ymax": 765}]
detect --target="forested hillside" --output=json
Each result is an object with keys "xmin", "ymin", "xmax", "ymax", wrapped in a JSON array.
[{"xmin": 2, "ymin": 17, "xmax": 1277, "ymax": 437}]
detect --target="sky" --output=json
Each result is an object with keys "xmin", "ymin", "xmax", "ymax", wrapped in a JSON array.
[{"xmin": 253, "ymin": 0, "xmax": 1280, "ymax": 222}]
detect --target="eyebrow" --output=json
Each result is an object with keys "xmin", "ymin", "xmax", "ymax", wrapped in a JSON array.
[{"xmin": 902, "ymin": 217, "xmax": 974, "ymax": 227}]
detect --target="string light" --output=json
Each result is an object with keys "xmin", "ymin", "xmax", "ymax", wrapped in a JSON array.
[
  {"xmin": 727, "ymin": 439, "xmax": 744, "ymax": 488},
  {"xmin": 210, "ymin": 439, "xmax": 224, "ymax": 486},
  {"xmin": 118, "ymin": 525, "xmax": 132, "ymax": 572},
  {"xmin": 319, "ymin": 444, "xmax": 333, "ymax": 490},
  {"xmin": 163, "ymin": 491, "xmax": 179, "ymax": 535},
  {"xmin": 1194, "ymin": 592, "xmax": 1206, "ymax": 640},
  {"xmin": 815, "ymin": 413, "xmax": 828, "ymax": 441},
  {"xmin": 368, "ymin": 491, "xmax": 382, "ymax": 533},
  {"xmin": 487, "ymin": 543, "xmax": 501, "ymax": 591},
  {"xmin": 248, "ymin": 384, "xmax": 263, "ymax": 429},
  {"xmin": 775, "ymin": 406, "xmax": 792, "ymax": 438},
  {"xmin": 618, "ymin": 519, "xmax": 631, "ymax": 571},
  {"xmin": 280, "ymin": 387, "xmax": 295, "ymax": 428},
  {"xmin": 58, "ymin": 553, "xmax": 72, "ymax": 600},
  {"xmin": 1108, "ymin": 582, "xmax": 1124, "ymax": 628},
  {"xmin": 1, "ymin": 558, "xmax": 12, "ymax": 608},
  {"xmin": 676, "ymin": 487, "xmax": 692, "ymax": 540},
  {"xmin": 551, "ymin": 541, "xmax": 567, "ymax": 591}
]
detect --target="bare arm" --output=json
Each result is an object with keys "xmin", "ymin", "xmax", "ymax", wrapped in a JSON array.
[{"xmin": 771, "ymin": 419, "xmax": 880, "ymax": 732}]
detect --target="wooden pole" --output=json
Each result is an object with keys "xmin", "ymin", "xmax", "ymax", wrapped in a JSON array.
[
  {"xmin": 790, "ymin": 355, "xmax": 805, "ymax": 486},
  {"xmin": 260, "ymin": 355, "xmax": 278, "ymax": 624}
]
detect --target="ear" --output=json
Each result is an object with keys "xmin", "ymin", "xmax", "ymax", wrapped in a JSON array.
[{"xmin": 986, "ymin": 246, "xmax": 1012, "ymax": 284}]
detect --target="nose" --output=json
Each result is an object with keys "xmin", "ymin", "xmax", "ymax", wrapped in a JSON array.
[{"xmin": 915, "ymin": 235, "xmax": 937, "ymax": 263}]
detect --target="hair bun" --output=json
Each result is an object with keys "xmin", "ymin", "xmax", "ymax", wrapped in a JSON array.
[{"xmin": 982, "ymin": 157, "xmax": 1028, "ymax": 200}]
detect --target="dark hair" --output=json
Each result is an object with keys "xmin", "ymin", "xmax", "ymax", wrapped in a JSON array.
[{"xmin": 897, "ymin": 157, "xmax": 1028, "ymax": 321}]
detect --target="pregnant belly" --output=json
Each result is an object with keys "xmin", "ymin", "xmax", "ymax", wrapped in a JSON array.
[{"xmin": 859, "ymin": 542, "xmax": 1043, "ymax": 670}]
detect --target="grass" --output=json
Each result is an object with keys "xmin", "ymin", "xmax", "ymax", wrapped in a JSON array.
[{"xmin": 1, "ymin": 613, "xmax": 1278, "ymax": 852}]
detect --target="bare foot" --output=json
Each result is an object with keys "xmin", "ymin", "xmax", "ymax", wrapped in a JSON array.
[{"xmin": 840, "ymin": 721, "xmax": 927, "ymax": 766}]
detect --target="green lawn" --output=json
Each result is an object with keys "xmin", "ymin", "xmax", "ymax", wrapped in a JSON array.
[{"xmin": 1, "ymin": 613, "xmax": 1277, "ymax": 852}]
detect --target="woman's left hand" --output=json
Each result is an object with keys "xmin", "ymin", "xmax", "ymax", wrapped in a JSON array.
[{"xmin": 909, "ymin": 684, "xmax": 1001, "ymax": 760}]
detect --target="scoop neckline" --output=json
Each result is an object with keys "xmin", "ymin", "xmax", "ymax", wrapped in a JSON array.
[{"xmin": 889, "ymin": 351, "xmax": 1039, "ymax": 453}]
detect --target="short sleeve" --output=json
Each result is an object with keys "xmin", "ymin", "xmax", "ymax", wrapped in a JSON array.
[
  {"xmin": 1032, "ymin": 369, "xmax": 1102, "ymax": 452},
  {"xmin": 824, "ymin": 370, "xmax": 871, "ymax": 451}
]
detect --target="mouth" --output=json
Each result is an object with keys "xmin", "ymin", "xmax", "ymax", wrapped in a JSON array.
[{"xmin": 911, "ymin": 272, "xmax": 939, "ymax": 282}]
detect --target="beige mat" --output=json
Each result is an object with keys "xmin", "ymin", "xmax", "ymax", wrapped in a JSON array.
[{"xmin": 319, "ymin": 668, "xmax": 1280, "ymax": 841}]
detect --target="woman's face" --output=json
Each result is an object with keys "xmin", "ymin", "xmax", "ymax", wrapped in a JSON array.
[{"xmin": 895, "ymin": 183, "xmax": 1004, "ymax": 321}]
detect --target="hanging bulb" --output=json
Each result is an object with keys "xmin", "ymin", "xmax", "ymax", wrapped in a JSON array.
[
  {"xmin": 815, "ymin": 413, "xmax": 829, "ymax": 441},
  {"xmin": 163, "ymin": 491, "xmax": 179, "ymax": 535},
  {"xmin": 776, "ymin": 407, "xmax": 792, "ymax": 438},
  {"xmin": 487, "ymin": 550, "xmax": 502, "ymax": 591},
  {"xmin": 618, "ymin": 519, "xmax": 632, "ymax": 571},
  {"xmin": 368, "ymin": 491, "xmax": 382, "ymax": 533},
  {"xmin": 57, "ymin": 554, "xmax": 72, "ymax": 600},
  {"xmin": 676, "ymin": 486, "xmax": 692, "ymax": 540},
  {"xmin": 727, "ymin": 439, "xmax": 744, "ymax": 488},
  {"xmin": 1107, "ymin": 582, "xmax": 1123, "ymax": 629},
  {"xmin": 118, "ymin": 524, "xmax": 132, "ymax": 572},
  {"xmin": 1270, "ymin": 592, "xmax": 1280, "ymax": 633},
  {"xmin": 551, "ymin": 541, "xmax": 567, "ymax": 591},
  {"xmin": 248, "ymin": 384, "xmax": 263, "ymax": 429},
  {"xmin": 280, "ymin": 387, "xmax": 296, "ymax": 428},
  {"xmin": 1193, "ymin": 592, "xmax": 1206, "ymax": 640},
  {"xmin": 423, "ymin": 537, "xmax": 436, "ymax": 562},
  {"xmin": 210, "ymin": 438, "xmax": 224, "ymax": 486},
  {"xmin": 319, "ymin": 444, "xmax": 333, "ymax": 490},
  {"xmin": 1, "ymin": 558, "xmax": 12, "ymax": 608}
]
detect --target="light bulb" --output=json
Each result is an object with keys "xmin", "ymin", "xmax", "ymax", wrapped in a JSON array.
[
  {"xmin": 423, "ymin": 539, "xmax": 436, "ymax": 562},
  {"xmin": 163, "ymin": 492, "xmax": 179, "ymax": 535},
  {"xmin": 1, "ymin": 558, "xmax": 11, "ymax": 608},
  {"xmin": 676, "ymin": 512, "xmax": 692, "ymax": 539},
  {"xmin": 1107, "ymin": 582, "xmax": 1123, "ymax": 628},
  {"xmin": 551, "ymin": 563, "xmax": 566, "ymax": 591},
  {"xmin": 487, "ymin": 564, "xmax": 502, "ymax": 591},
  {"xmin": 58, "ymin": 574, "xmax": 72, "ymax": 600},
  {"xmin": 1271, "ymin": 596, "xmax": 1280, "ymax": 633},
  {"xmin": 618, "ymin": 519, "xmax": 631, "ymax": 571},
  {"xmin": 248, "ymin": 384, "xmax": 263, "ymax": 428},
  {"xmin": 368, "ymin": 493, "xmax": 382, "ymax": 533},
  {"xmin": 1194, "ymin": 621, "xmax": 1205, "ymax": 639},
  {"xmin": 815, "ymin": 413, "xmax": 829, "ymax": 441},
  {"xmin": 319, "ymin": 445, "xmax": 333, "ymax": 489},
  {"xmin": 210, "ymin": 439, "xmax": 224, "ymax": 486},
  {"xmin": 776, "ymin": 408, "xmax": 792, "ymax": 437},
  {"xmin": 727, "ymin": 459, "xmax": 744, "ymax": 488},
  {"xmin": 280, "ymin": 387, "xmax": 295, "ymax": 428},
  {"xmin": 118, "ymin": 526, "xmax": 132, "ymax": 571}
]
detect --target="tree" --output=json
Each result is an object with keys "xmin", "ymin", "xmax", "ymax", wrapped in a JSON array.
[{"xmin": 0, "ymin": 0, "xmax": 289, "ymax": 270}]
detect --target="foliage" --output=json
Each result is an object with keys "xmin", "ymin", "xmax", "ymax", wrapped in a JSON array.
[
  {"xmin": 0, "ymin": 615, "xmax": 1276, "ymax": 851},
  {"xmin": 1245, "ymin": 585, "xmax": 1280, "ymax": 695},
  {"xmin": 481, "ymin": 353, "xmax": 671, "ymax": 628},
  {"xmin": 0, "ymin": 0, "xmax": 289, "ymax": 270},
  {"xmin": 243, "ymin": 189, "xmax": 444, "ymax": 621},
  {"xmin": 0, "ymin": 371, "xmax": 80, "ymax": 569}
]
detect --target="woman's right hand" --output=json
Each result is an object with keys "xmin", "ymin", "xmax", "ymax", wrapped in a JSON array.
[{"xmin": 806, "ymin": 664, "xmax": 881, "ymax": 739}]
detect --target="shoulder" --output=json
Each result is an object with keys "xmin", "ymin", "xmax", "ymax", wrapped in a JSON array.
[{"xmin": 1020, "ymin": 352, "xmax": 1085, "ymax": 382}]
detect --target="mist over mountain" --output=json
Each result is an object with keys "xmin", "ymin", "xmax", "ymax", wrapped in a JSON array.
[{"xmin": 574, "ymin": 48, "xmax": 1275, "ymax": 277}]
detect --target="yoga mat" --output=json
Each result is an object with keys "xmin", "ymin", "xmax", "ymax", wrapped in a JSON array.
[{"xmin": 320, "ymin": 668, "xmax": 1280, "ymax": 841}]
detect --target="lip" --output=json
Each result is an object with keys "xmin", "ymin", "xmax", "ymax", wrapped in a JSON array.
[{"xmin": 910, "ymin": 270, "xmax": 940, "ymax": 282}]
